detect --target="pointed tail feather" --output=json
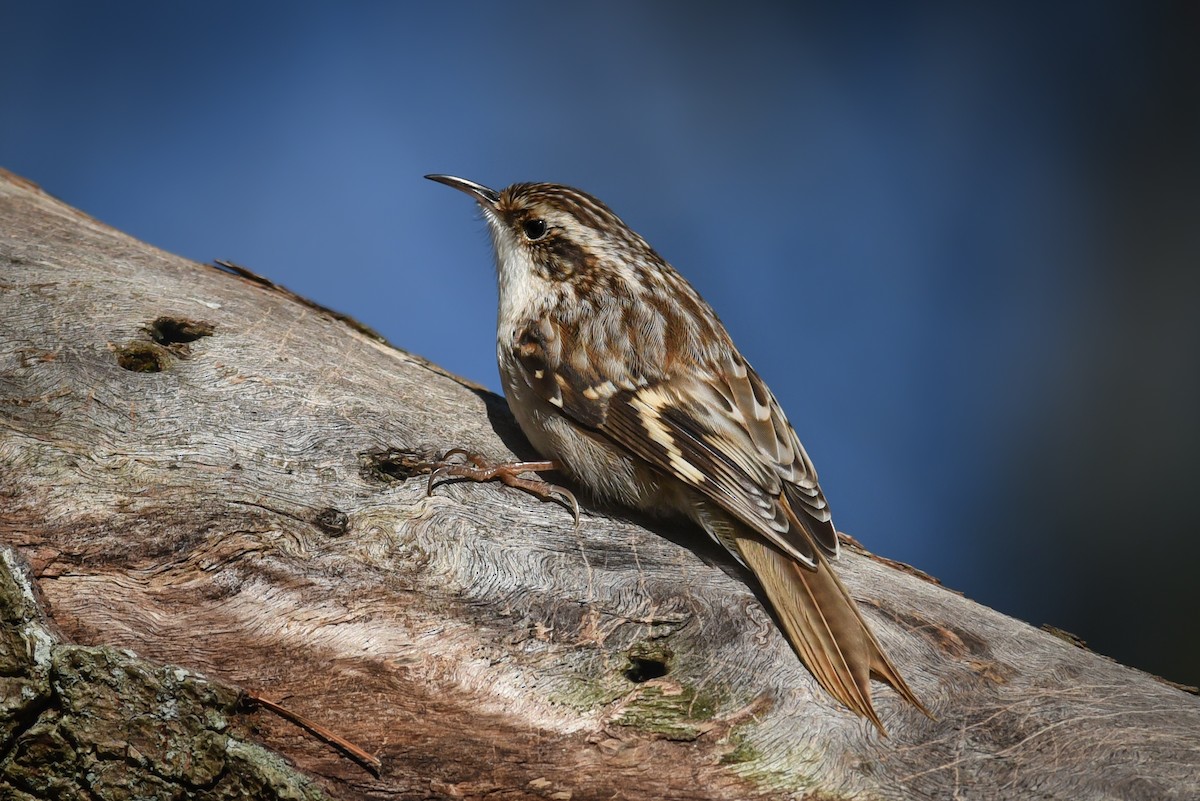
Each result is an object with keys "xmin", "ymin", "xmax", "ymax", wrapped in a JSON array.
[{"xmin": 732, "ymin": 533, "xmax": 928, "ymax": 734}]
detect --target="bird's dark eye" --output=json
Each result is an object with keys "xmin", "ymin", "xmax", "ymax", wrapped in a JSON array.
[{"xmin": 522, "ymin": 219, "xmax": 547, "ymax": 241}]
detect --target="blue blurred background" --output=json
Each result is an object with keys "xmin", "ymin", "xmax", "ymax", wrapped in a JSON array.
[{"xmin": 3, "ymin": 3, "xmax": 1197, "ymax": 686}]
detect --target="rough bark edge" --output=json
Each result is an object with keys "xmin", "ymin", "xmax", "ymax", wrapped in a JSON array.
[{"xmin": 0, "ymin": 546, "xmax": 329, "ymax": 801}]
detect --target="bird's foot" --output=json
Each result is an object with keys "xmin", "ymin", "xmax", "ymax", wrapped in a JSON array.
[{"xmin": 419, "ymin": 448, "xmax": 580, "ymax": 525}]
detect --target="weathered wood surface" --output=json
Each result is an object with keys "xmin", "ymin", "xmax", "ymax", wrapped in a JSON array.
[{"xmin": 1, "ymin": 167, "xmax": 1197, "ymax": 800}]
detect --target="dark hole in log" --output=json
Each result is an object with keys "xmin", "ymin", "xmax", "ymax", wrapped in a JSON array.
[
  {"xmin": 625, "ymin": 656, "xmax": 670, "ymax": 683},
  {"xmin": 359, "ymin": 448, "xmax": 434, "ymax": 483},
  {"xmin": 115, "ymin": 342, "xmax": 171, "ymax": 373},
  {"xmin": 149, "ymin": 316, "xmax": 214, "ymax": 345},
  {"xmin": 313, "ymin": 507, "xmax": 350, "ymax": 537}
]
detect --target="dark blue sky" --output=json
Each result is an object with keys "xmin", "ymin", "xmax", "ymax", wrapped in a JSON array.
[{"xmin": 4, "ymin": 3, "xmax": 1197, "ymax": 685}]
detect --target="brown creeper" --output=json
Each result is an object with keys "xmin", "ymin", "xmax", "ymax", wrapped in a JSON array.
[{"xmin": 426, "ymin": 174, "xmax": 927, "ymax": 732}]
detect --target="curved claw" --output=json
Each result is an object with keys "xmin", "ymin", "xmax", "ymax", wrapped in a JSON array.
[
  {"xmin": 549, "ymin": 486, "xmax": 581, "ymax": 529},
  {"xmin": 425, "ymin": 449, "xmax": 472, "ymax": 496},
  {"xmin": 426, "ymin": 464, "xmax": 448, "ymax": 497}
]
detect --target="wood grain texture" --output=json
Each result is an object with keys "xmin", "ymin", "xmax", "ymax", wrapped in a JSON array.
[{"xmin": 1, "ymin": 167, "xmax": 1197, "ymax": 800}]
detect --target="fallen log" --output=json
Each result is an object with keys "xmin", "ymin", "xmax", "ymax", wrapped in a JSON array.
[{"xmin": 1, "ymin": 167, "xmax": 1196, "ymax": 799}]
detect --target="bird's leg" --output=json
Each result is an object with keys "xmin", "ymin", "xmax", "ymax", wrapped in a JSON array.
[{"xmin": 420, "ymin": 448, "xmax": 580, "ymax": 525}]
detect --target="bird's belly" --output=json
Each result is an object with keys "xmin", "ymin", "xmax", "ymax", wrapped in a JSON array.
[{"xmin": 498, "ymin": 354, "xmax": 664, "ymax": 511}]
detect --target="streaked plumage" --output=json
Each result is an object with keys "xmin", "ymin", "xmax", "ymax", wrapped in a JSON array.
[{"xmin": 427, "ymin": 175, "xmax": 926, "ymax": 732}]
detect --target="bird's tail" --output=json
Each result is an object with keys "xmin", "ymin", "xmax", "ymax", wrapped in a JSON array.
[{"xmin": 732, "ymin": 533, "xmax": 928, "ymax": 734}]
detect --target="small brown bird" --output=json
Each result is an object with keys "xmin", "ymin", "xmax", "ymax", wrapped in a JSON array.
[{"xmin": 425, "ymin": 175, "xmax": 926, "ymax": 732}]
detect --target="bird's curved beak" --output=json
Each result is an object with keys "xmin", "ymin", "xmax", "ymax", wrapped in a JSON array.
[{"xmin": 425, "ymin": 174, "xmax": 500, "ymax": 209}]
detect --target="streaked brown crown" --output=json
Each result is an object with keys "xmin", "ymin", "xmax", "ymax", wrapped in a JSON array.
[
  {"xmin": 491, "ymin": 183, "xmax": 652, "ymax": 283},
  {"xmin": 494, "ymin": 182, "xmax": 732, "ymax": 372}
]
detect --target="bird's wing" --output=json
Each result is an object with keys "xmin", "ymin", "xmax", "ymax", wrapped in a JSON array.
[
  {"xmin": 513, "ymin": 328, "xmax": 837, "ymax": 567},
  {"xmin": 511, "ymin": 320, "xmax": 930, "ymax": 733}
]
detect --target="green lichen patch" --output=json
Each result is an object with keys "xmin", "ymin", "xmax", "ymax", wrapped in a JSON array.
[
  {"xmin": 611, "ymin": 681, "xmax": 723, "ymax": 741},
  {"xmin": 718, "ymin": 729, "xmax": 759, "ymax": 765},
  {"xmin": 549, "ymin": 646, "xmax": 733, "ymax": 741},
  {"xmin": 550, "ymin": 668, "xmax": 629, "ymax": 713}
]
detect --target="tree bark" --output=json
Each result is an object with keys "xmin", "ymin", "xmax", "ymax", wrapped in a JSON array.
[{"xmin": 1, "ymin": 167, "xmax": 1196, "ymax": 800}]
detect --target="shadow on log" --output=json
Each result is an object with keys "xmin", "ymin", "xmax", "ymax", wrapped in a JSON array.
[{"xmin": 1, "ymin": 167, "xmax": 1197, "ymax": 799}]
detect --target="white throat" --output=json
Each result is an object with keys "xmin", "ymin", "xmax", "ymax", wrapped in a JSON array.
[{"xmin": 486, "ymin": 218, "xmax": 555, "ymax": 344}]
